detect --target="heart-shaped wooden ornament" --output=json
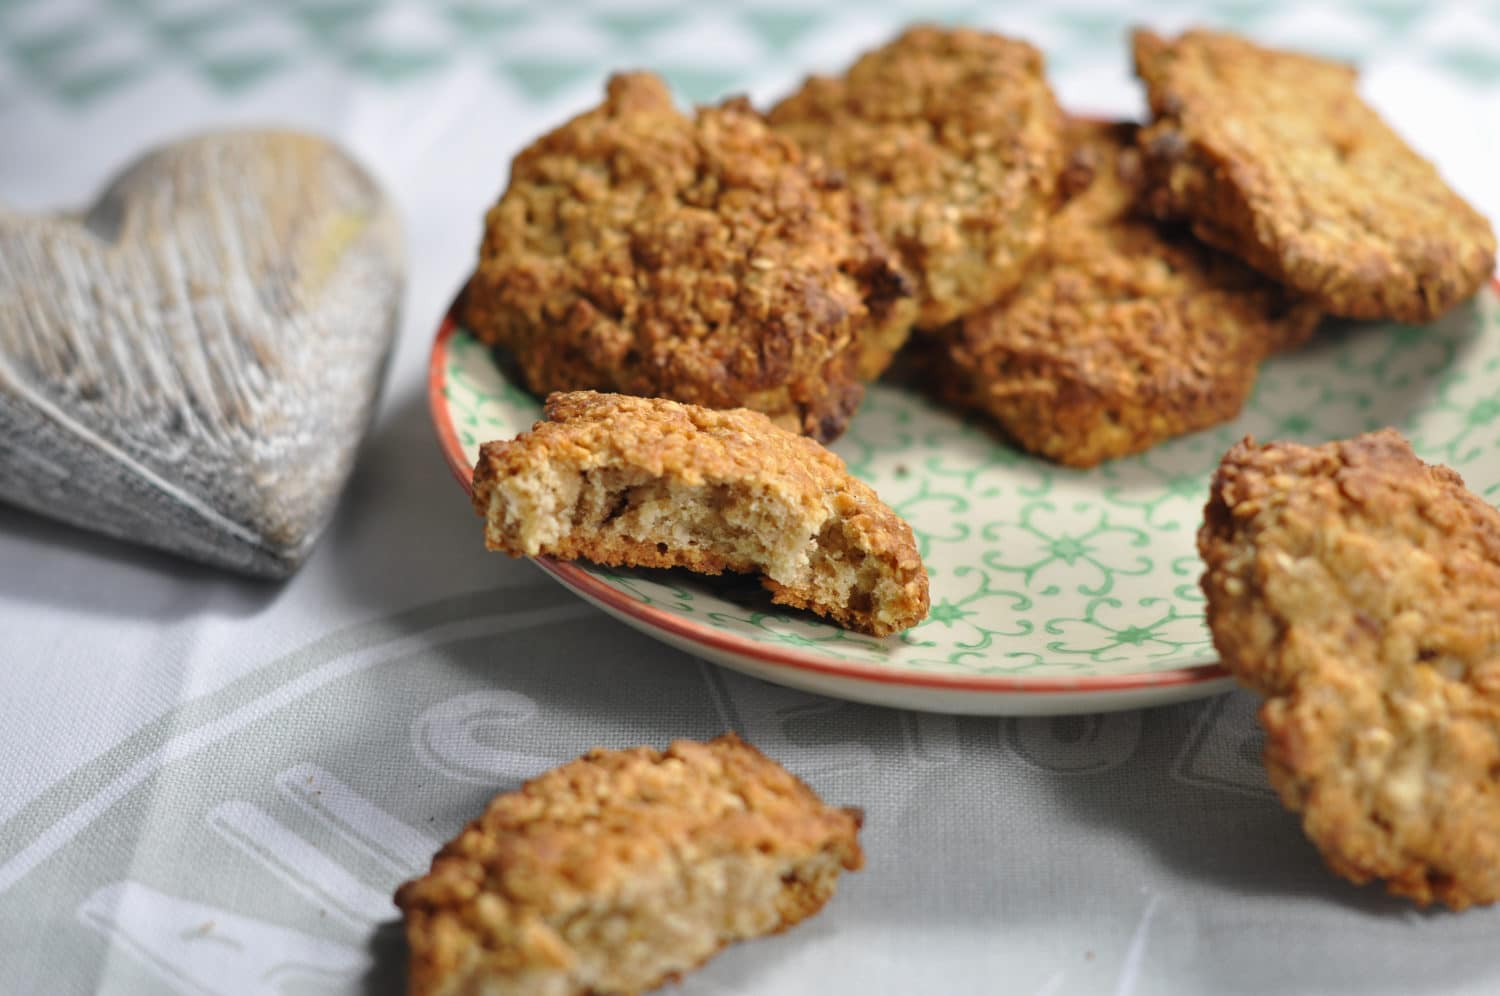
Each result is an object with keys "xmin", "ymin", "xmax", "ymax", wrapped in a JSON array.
[{"xmin": 0, "ymin": 130, "xmax": 404, "ymax": 578}]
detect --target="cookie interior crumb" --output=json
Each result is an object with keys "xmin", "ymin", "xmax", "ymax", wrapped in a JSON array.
[{"xmin": 474, "ymin": 392, "xmax": 929, "ymax": 637}]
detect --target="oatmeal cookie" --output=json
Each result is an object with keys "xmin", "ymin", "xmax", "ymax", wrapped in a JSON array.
[
  {"xmin": 464, "ymin": 72, "xmax": 911, "ymax": 442},
  {"xmin": 472, "ymin": 391, "xmax": 929, "ymax": 636},
  {"xmin": 1134, "ymin": 28, "xmax": 1495, "ymax": 322},
  {"xmin": 769, "ymin": 25, "xmax": 1066, "ymax": 328},
  {"xmin": 395, "ymin": 734, "xmax": 864, "ymax": 996},
  {"xmin": 1200, "ymin": 430, "xmax": 1500, "ymax": 909},
  {"xmin": 914, "ymin": 120, "xmax": 1319, "ymax": 467}
]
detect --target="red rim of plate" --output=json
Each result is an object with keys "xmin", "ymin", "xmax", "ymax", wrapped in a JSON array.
[
  {"xmin": 432, "ymin": 280, "xmax": 1500, "ymax": 693},
  {"xmin": 428, "ymin": 306, "xmax": 1255, "ymax": 697}
]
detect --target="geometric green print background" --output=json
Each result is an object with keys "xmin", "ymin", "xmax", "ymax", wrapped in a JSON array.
[
  {"xmin": 5, "ymin": 0, "xmax": 1500, "ymax": 109},
  {"xmin": 443, "ymin": 287, "xmax": 1500, "ymax": 678}
]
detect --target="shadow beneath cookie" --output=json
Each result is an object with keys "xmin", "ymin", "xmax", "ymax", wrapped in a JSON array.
[
  {"xmin": 362, "ymin": 920, "xmax": 407, "ymax": 996},
  {"xmin": 811, "ymin": 693, "xmax": 1499, "ymax": 994},
  {"xmin": 855, "ymin": 376, "xmax": 1026, "ymax": 470},
  {"xmin": 815, "ymin": 692, "xmax": 1464, "ymax": 924},
  {"xmin": 323, "ymin": 382, "xmax": 532, "ymax": 612},
  {"xmin": 1029, "ymin": 693, "xmax": 1421, "ymax": 912}
]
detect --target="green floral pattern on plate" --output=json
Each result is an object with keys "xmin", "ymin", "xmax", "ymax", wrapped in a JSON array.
[{"xmin": 442, "ymin": 288, "xmax": 1500, "ymax": 679}]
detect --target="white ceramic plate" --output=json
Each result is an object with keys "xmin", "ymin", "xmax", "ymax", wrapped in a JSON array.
[{"xmin": 430, "ymin": 283, "xmax": 1500, "ymax": 714}]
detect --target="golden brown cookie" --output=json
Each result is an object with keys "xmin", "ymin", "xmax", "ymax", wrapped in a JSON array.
[
  {"xmin": 769, "ymin": 25, "xmax": 1066, "ymax": 329},
  {"xmin": 472, "ymin": 391, "xmax": 929, "ymax": 636},
  {"xmin": 911, "ymin": 120, "xmax": 1320, "ymax": 468},
  {"xmin": 395, "ymin": 734, "xmax": 864, "ymax": 996},
  {"xmin": 1134, "ymin": 28, "xmax": 1496, "ymax": 322},
  {"xmin": 464, "ymin": 72, "xmax": 911, "ymax": 442},
  {"xmin": 1199, "ymin": 430, "xmax": 1500, "ymax": 909}
]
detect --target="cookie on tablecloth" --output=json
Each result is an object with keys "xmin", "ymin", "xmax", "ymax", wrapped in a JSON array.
[
  {"xmin": 395, "ymin": 734, "xmax": 864, "ymax": 995},
  {"xmin": 1200, "ymin": 430, "xmax": 1500, "ymax": 909}
]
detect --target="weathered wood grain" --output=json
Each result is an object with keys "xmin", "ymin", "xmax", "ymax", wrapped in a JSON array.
[{"xmin": 0, "ymin": 131, "xmax": 404, "ymax": 577}]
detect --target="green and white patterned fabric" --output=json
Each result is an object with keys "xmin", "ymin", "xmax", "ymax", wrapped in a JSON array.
[{"xmin": 3, "ymin": 2, "xmax": 1500, "ymax": 994}]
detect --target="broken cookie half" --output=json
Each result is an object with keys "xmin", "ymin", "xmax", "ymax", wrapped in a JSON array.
[
  {"xmin": 395, "ymin": 734, "xmax": 864, "ymax": 996},
  {"xmin": 471, "ymin": 391, "xmax": 930, "ymax": 637}
]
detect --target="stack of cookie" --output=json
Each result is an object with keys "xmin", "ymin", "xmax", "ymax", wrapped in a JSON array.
[
  {"xmin": 459, "ymin": 23, "xmax": 1495, "ymax": 637},
  {"xmin": 797, "ymin": 26, "xmax": 1492, "ymax": 467},
  {"xmin": 466, "ymin": 25, "xmax": 1494, "ymax": 471}
]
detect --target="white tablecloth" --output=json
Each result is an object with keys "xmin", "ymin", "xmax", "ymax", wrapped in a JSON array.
[{"xmin": 4, "ymin": 1, "xmax": 1500, "ymax": 993}]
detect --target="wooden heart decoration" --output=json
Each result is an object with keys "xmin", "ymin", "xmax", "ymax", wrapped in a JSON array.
[{"xmin": 0, "ymin": 131, "xmax": 404, "ymax": 577}]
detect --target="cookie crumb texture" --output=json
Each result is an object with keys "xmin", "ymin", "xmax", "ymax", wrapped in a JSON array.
[
  {"xmin": 464, "ymin": 72, "xmax": 910, "ymax": 443},
  {"xmin": 395, "ymin": 734, "xmax": 864, "ymax": 996},
  {"xmin": 1134, "ymin": 29, "xmax": 1495, "ymax": 322},
  {"xmin": 915, "ymin": 120, "xmax": 1319, "ymax": 468},
  {"xmin": 770, "ymin": 24, "xmax": 1065, "ymax": 328},
  {"xmin": 471, "ymin": 391, "xmax": 929, "ymax": 637},
  {"xmin": 1200, "ymin": 430, "xmax": 1500, "ymax": 909}
]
